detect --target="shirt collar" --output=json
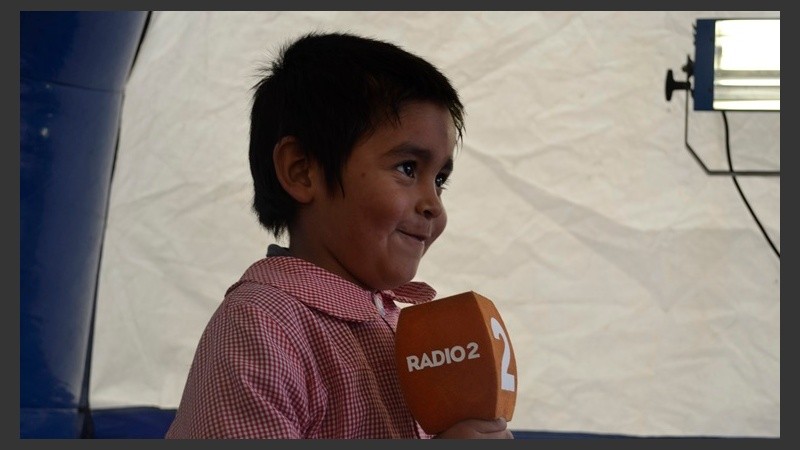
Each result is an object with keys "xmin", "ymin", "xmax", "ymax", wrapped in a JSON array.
[{"xmin": 233, "ymin": 245, "xmax": 436, "ymax": 322}]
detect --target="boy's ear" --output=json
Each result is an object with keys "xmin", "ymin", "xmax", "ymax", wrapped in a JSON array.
[{"xmin": 273, "ymin": 136, "xmax": 317, "ymax": 204}]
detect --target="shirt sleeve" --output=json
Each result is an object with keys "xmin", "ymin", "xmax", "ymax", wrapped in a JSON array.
[{"xmin": 166, "ymin": 297, "xmax": 317, "ymax": 438}]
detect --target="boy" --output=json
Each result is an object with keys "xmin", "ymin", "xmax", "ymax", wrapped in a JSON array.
[{"xmin": 166, "ymin": 31, "xmax": 512, "ymax": 439}]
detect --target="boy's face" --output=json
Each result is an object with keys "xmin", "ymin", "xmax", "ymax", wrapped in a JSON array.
[{"xmin": 302, "ymin": 100, "xmax": 457, "ymax": 291}]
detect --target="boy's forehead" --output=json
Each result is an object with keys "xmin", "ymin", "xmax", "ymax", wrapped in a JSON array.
[{"xmin": 355, "ymin": 102, "xmax": 458, "ymax": 147}]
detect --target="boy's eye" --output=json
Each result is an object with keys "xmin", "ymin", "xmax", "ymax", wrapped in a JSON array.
[
  {"xmin": 397, "ymin": 161, "xmax": 416, "ymax": 178},
  {"xmin": 396, "ymin": 161, "xmax": 450, "ymax": 190},
  {"xmin": 435, "ymin": 172, "xmax": 450, "ymax": 189}
]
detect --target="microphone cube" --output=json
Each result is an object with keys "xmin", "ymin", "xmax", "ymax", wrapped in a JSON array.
[{"xmin": 395, "ymin": 291, "xmax": 517, "ymax": 435}]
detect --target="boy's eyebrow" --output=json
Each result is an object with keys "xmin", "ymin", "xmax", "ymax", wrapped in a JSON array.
[{"xmin": 386, "ymin": 143, "xmax": 454, "ymax": 172}]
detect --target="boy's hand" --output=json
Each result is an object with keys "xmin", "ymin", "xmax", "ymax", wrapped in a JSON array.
[{"xmin": 433, "ymin": 417, "xmax": 514, "ymax": 439}]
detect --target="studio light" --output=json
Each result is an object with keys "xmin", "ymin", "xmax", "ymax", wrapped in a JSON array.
[
  {"xmin": 664, "ymin": 17, "xmax": 781, "ymax": 178},
  {"xmin": 663, "ymin": 17, "xmax": 780, "ymax": 259},
  {"xmin": 690, "ymin": 18, "xmax": 780, "ymax": 111}
]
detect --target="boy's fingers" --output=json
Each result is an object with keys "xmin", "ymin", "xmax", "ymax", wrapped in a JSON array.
[{"xmin": 468, "ymin": 417, "xmax": 508, "ymax": 433}]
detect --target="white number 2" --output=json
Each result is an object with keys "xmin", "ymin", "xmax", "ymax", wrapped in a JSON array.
[{"xmin": 490, "ymin": 317, "xmax": 516, "ymax": 392}]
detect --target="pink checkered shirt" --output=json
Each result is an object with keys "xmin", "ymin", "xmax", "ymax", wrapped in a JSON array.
[{"xmin": 165, "ymin": 251, "xmax": 436, "ymax": 439}]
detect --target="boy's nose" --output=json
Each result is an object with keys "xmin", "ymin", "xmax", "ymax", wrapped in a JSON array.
[{"xmin": 416, "ymin": 185, "xmax": 444, "ymax": 219}]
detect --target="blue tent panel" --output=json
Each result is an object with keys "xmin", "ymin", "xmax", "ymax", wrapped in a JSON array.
[
  {"xmin": 20, "ymin": 11, "xmax": 148, "ymax": 438},
  {"xmin": 91, "ymin": 408, "xmax": 176, "ymax": 439}
]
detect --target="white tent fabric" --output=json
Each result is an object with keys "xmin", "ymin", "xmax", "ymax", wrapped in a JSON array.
[{"xmin": 91, "ymin": 11, "xmax": 780, "ymax": 437}]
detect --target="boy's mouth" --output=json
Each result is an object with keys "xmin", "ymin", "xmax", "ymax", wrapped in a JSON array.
[{"xmin": 398, "ymin": 230, "xmax": 428, "ymax": 243}]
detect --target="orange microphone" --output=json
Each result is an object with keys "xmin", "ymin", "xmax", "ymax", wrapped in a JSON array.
[{"xmin": 394, "ymin": 291, "xmax": 517, "ymax": 435}]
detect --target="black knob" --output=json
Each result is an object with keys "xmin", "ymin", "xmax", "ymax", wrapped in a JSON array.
[{"xmin": 665, "ymin": 69, "xmax": 691, "ymax": 102}]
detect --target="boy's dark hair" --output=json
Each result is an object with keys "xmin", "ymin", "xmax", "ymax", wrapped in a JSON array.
[{"xmin": 249, "ymin": 31, "xmax": 465, "ymax": 238}]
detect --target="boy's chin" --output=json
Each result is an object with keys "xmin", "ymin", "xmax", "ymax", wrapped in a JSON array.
[{"xmin": 367, "ymin": 268, "xmax": 419, "ymax": 291}]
